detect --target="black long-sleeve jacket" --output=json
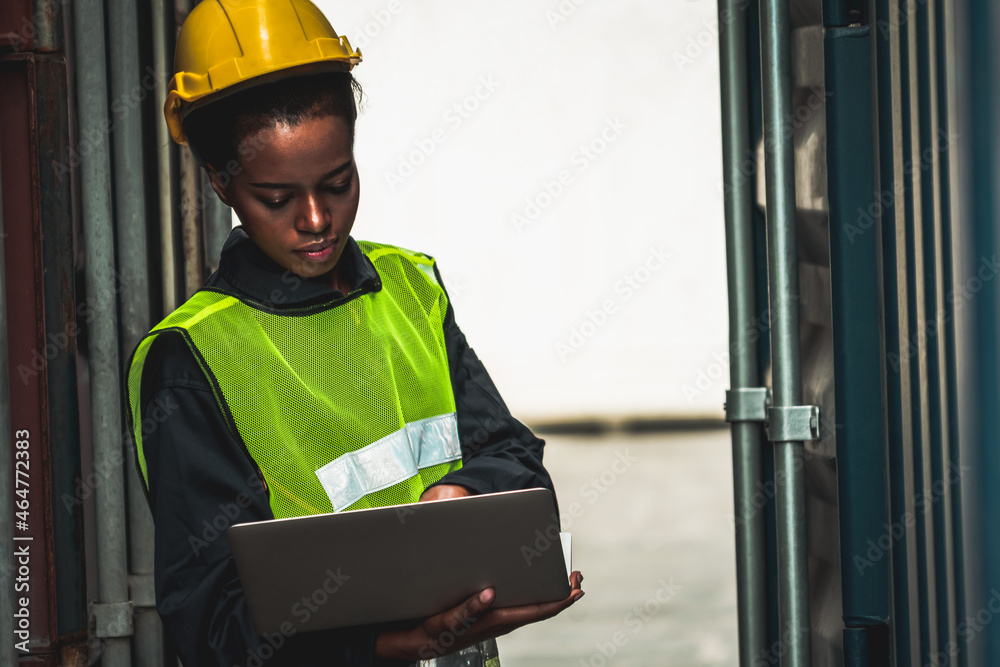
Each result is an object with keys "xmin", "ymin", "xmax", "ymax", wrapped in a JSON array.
[{"xmin": 132, "ymin": 227, "xmax": 554, "ymax": 667}]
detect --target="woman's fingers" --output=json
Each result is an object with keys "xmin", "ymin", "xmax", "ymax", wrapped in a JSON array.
[
  {"xmin": 412, "ymin": 570, "xmax": 586, "ymax": 659},
  {"xmin": 417, "ymin": 587, "xmax": 496, "ymax": 654}
]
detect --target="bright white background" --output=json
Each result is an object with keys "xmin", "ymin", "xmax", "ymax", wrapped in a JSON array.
[{"xmin": 312, "ymin": 0, "xmax": 728, "ymax": 423}]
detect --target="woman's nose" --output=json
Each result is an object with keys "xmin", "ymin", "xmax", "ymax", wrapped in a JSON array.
[{"xmin": 296, "ymin": 194, "xmax": 330, "ymax": 234}]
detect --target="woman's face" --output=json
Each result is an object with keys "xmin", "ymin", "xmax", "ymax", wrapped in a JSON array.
[{"xmin": 209, "ymin": 114, "xmax": 360, "ymax": 286}]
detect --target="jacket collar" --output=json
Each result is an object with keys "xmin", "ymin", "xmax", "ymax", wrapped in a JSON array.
[{"xmin": 206, "ymin": 226, "xmax": 381, "ymax": 307}]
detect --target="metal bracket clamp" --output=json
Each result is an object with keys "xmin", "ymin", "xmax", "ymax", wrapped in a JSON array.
[
  {"xmin": 128, "ymin": 573, "xmax": 156, "ymax": 608},
  {"xmin": 767, "ymin": 405, "xmax": 821, "ymax": 442},
  {"xmin": 724, "ymin": 387, "xmax": 772, "ymax": 423},
  {"xmin": 90, "ymin": 601, "xmax": 134, "ymax": 638}
]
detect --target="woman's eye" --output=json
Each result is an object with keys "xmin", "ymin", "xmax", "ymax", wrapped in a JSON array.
[
  {"xmin": 326, "ymin": 183, "xmax": 350, "ymax": 195},
  {"xmin": 263, "ymin": 198, "xmax": 290, "ymax": 209}
]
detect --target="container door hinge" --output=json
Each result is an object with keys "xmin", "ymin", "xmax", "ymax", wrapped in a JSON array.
[
  {"xmin": 767, "ymin": 405, "xmax": 821, "ymax": 442},
  {"xmin": 89, "ymin": 601, "xmax": 134, "ymax": 638},
  {"xmin": 724, "ymin": 387, "xmax": 771, "ymax": 423}
]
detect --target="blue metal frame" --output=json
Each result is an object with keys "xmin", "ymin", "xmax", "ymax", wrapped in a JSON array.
[{"xmin": 824, "ymin": 20, "xmax": 892, "ymax": 667}]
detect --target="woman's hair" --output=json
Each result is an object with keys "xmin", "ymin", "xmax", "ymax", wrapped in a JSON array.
[{"xmin": 182, "ymin": 70, "xmax": 363, "ymax": 171}]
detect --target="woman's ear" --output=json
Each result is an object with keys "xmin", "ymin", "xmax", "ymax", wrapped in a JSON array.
[{"xmin": 205, "ymin": 163, "xmax": 234, "ymax": 207}]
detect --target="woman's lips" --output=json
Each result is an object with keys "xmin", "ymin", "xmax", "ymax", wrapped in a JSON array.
[{"xmin": 295, "ymin": 240, "xmax": 336, "ymax": 262}]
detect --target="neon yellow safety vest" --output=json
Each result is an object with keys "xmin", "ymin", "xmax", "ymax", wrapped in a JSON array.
[{"xmin": 126, "ymin": 241, "xmax": 463, "ymax": 519}]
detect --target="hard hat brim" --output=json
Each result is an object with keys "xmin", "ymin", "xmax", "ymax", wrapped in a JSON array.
[{"xmin": 165, "ymin": 59, "xmax": 359, "ymax": 146}]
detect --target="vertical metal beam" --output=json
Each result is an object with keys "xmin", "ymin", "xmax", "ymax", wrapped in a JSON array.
[
  {"xmin": 180, "ymin": 146, "xmax": 205, "ymax": 297},
  {"xmin": 152, "ymin": 0, "xmax": 178, "ymax": 313},
  {"xmin": 0, "ymin": 54, "xmax": 63, "ymax": 661},
  {"xmin": 915, "ymin": 0, "xmax": 956, "ymax": 661},
  {"xmin": 176, "ymin": 0, "xmax": 205, "ymax": 297},
  {"xmin": 872, "ymin": 0, "xmax": 919, "ymax": 661},
  {"xmin": 0, "ymin": 135, "xmax": 16, "ymax": 667},
  {"xmin": 203, "ymin": 171, "xmax": 232, "ymax": 273},
  {"xmin": 719, "ymin": 1, "xmax": 767, "ymax": 665},
  {"xmin": 902, "ymin": 0, "xmax": 937, "ymax": 656},
  {"xmin": 758, "ymin": 0, "xmax": 811, "ymax": 664},
  {"xmin": 70, "ymin": 1, "xmax": 131, "ymax": 665},
  {"xmin": 824, "ymin": 19, "xmax": 893, "ymax": 665},
  {"xmin": 955, "ymin": 0, "xmax": 1000, "ymax": 662},
  {"xmin": 107, "ymin": 0, "xmax": 164, "ymax": 664},
  {"xmin": 31, "ymin": 0, "xmax": 61, "ymax": 52},
  {"xmin": 937, "ymin": 0, "xmax": 968, "ymax": 663}
]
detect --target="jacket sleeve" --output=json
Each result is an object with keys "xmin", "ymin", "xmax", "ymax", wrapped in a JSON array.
[
  {"xmin": 428, "ymin": 266, "xmax": 556, "ymax": 500},
  {"xmin": 136, "ymin": 332, "xmax": 391, "ymax": 667}
]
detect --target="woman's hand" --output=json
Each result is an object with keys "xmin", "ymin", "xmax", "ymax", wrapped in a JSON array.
[
  {"xmin": 418, "ymin": 484, "xmax": 473, "ymax": 502},
  {"xmin": 374, "ymin": 571, "xmax": 585, "ymax": 661}
]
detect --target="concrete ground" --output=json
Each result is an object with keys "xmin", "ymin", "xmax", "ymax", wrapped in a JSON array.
[{"xmin": 496, "ymin": 428, "xmax": 739, "ymax": 667}]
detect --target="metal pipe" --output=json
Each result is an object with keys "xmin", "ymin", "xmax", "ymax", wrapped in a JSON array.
[
  {"xmin": 176, "ymin": 0, "xmax": 205, "ymax": 297},
  {"xmin": 0, "ymin": 137, "xmax": 17, "ymax": 667},
  {"xmin": 32, "ymin": 0, "xmax": 62, "ymax": 52},
  {"xmin": 203, "ymin": 171, "xmax": 233, "ymax": 273},
  {"xmin": 758, "ymin": 0, "xmax": 812, "ymax": 664},
  {"xmin": 107, "ymin": 0, "xmax": 164, "ymax": 664},
  {"xmin": 180, "ymin": 146, "xmax": 206, "ymax": 297},
  {"xmin": 152, "ymin": 0, "xmax": 178, "ymax": 313},
  {"xmin": 719, "ymin": 1, "xmax": 768, "ymax": 665},
  {"xmin": 71, "ymin": 2, "xmax": 132, "ymax": 665}
]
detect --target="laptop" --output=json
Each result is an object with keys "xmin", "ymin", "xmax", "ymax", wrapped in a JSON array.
[{"xmin": 227, "ymin": 488, "xmax": 572, "ymax": 634}]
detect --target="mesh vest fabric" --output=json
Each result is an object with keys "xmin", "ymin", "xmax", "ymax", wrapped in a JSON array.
[{"xmin": 126, "ymin": 241, "xmax": 462, "ymax": 519}]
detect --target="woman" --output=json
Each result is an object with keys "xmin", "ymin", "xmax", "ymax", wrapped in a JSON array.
[{"xmin": 124, "ymin": 1, "xmax": 583, "ymax": 665}]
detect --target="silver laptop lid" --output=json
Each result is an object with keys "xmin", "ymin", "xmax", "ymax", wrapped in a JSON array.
[{"xmin": 227, "ymin": 488, "xmax": 570, "ymax": 634}]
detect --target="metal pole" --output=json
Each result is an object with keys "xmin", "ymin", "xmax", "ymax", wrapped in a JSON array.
[
  {"xmin": 180, "ymin": 146, "xmax": 206, "ymax": 297},
  {"xmin": 152, "ymin": 0, "xmax": 178, "ymax": 313},
  {"xmin": 71, "ymin": 2, "xmax": 132, "ymax": 665},
  {"xmin": 107, "ymin": 0, "xmax": 164, "ymax": 664},
  {"xmin": 0, "ymin": 138, "xmax": 17, "ymax": 667},
  {"xmin": 176, "ymin": 0, "xmax": 205, "ymax": 298},
  {"xmin": 758, "ymin": 0, "xmax": 812, "ymax": 664},
  {"xmin": 204, "ymin": 171, "xmax": 233, "ymax": 273},
  {"xmin": 719, "ymin": 1, "xmax": 768, "ymax": 665},
  {"xmin": 32, "ymin": 0, "xmax": 62, "ymax": 52}
]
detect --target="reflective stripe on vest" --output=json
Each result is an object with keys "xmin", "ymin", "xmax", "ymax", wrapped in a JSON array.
[
  {"xmin": 126, "ymin": 241, "xmax": 462, "ymax": 519},
  {"xmin": 316, "ymin": 412, "xmax": 460, "ymax": 512}
]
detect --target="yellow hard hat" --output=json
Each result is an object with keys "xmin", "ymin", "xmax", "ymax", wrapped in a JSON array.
[{"xmin": 165, "ymin": 0, "xmax": 362, "ymax": 145}]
